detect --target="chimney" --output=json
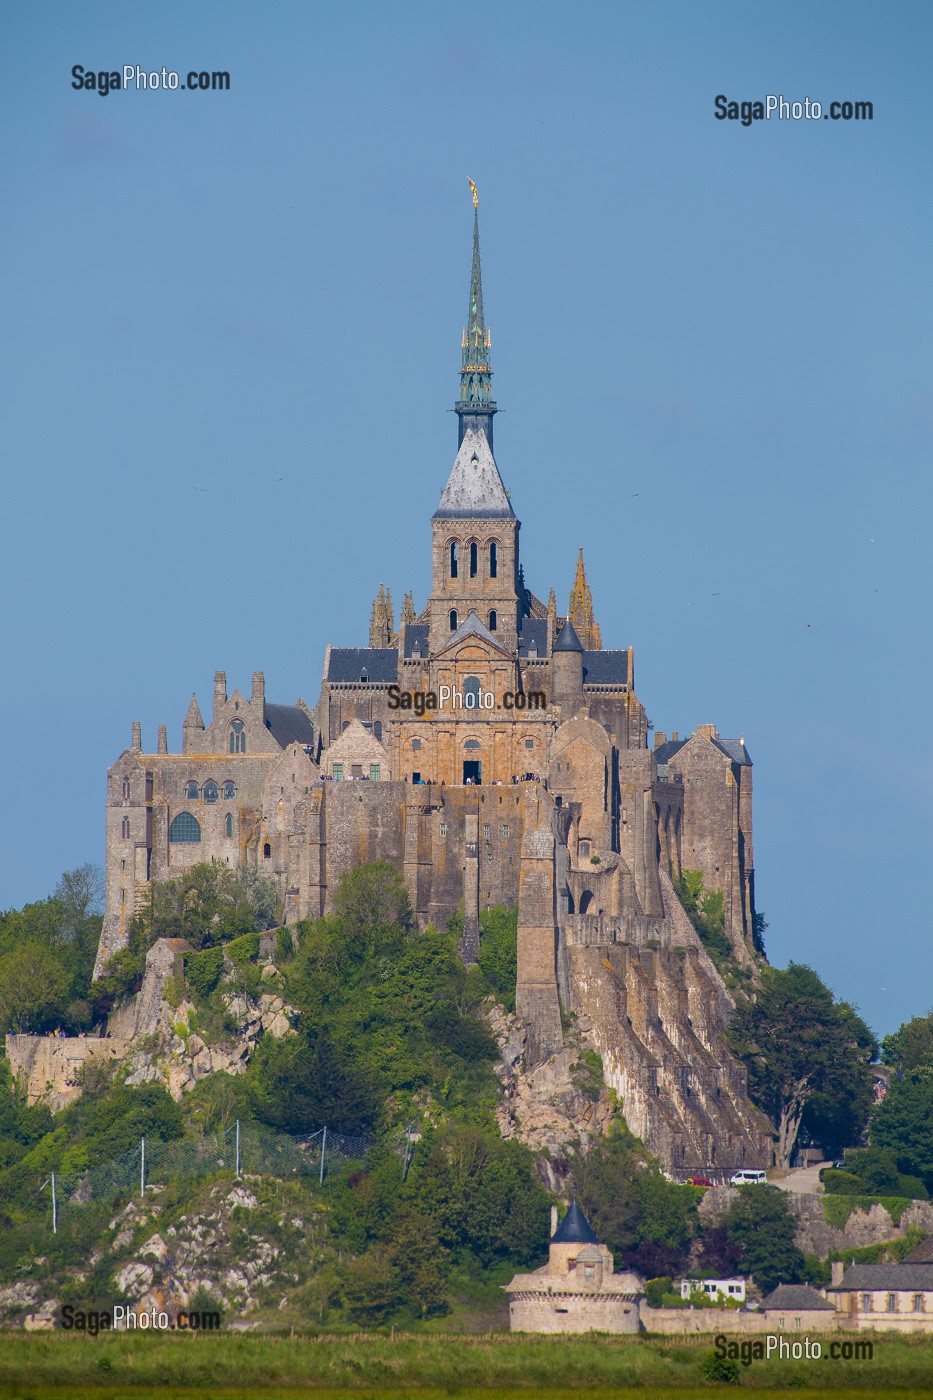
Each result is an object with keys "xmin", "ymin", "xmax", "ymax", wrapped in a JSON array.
[
  {"xmin": 550, "ymin": 1205, "xmax": 558, "ymax": 1237},
  {"xmin": 157, "ymin": 725, "xmax": 168, "ymax": 754},
  {"xmin": 654, "ymin": 731, "xmax": 667, "ymax": 750},
  {"xmin": 213, "ymin": 670, "xmax": 227, "ymax": 722},
  {"xmin": 672, "ymin": 731, "xmax": 679, "ymax": 741},
  {"xmin": 831, "ymin": 1261, "xmax": 844, "ymax": 1286},
  {"xmin": 696, "ymin": 723, "xmax": 717, "ymax": 740},
  {"xmin": 252, "ymin": 671, "xmax": 265, "ymax": 709},
  {"xmin": 131, "ymin": 722, "xmax": 141, "ymax": 752}
]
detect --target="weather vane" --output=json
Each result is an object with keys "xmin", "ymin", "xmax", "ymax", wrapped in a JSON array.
[{"xmin": 469, "ymin": 178, "xmax": 479, "ymax": 208}]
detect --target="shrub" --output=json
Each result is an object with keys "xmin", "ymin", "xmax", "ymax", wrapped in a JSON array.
[
  {"xmin": 275, "ymin": 928, "xmax": 295, "ymax": 963},
  {"xmin": 701, "ymin": 1351, "xmax": 741, "ymax": 1384},
  {"xmin": 645, "ymin": 1276, "xmax": 671, "ymax": 1309},
  {"xmin": 822, "ymin": 1169, "xmax": 868, "ymax": 1195},
  {"xmin": 477, "ymin": 906, "xmax": 518, "ymax": 1012},
  {"xmin": 225, "ymin": 933, "xmax": 260, "ymax": 967},
  {"xmin": 185, "ymin": 948, "xmax": 224, "ymax": 1000},
  {"xmin": 823, "ymin": 1194, "xmax": 911, "ymax": 1228}
]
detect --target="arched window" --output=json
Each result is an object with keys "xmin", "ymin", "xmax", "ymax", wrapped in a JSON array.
[
  {"xmin": 488, "ymin": 609, "xmax": 497, "ymax": 632},
  {"xmin": 203, "ymin": 780, "xmax": 218, "ymax": 804},
  {"xmin": 121, "ymin": 816, "xmax": 130, "ymax": 839},
  {"xmin": 263, "ymin": 842, "xmax": 272, "ymax": 859},
  {"xmin": 169, "ymin": 812, "xmax": 201, "ymax": 844},
  {"xmin": 465, "ymin": 739, "xmax": 481, "ymax": 750},
  {"xmin": 489, "ymin": 541, "xmax": 498, "ymax": 578},
  {"xmin": 222, "ymin": 780, "xmax": 236, "ymax": 800},
  {"xmin": 225, "ymin": 813, "xmax": 233, "ymax": 838},
  {"xmin": 464, "ymin": 676, "xmax": 481, "ymax": 710},
  {"xmin": 373, "ymin": 721, "xmax": 382, "ymax": 741},
  {"xmin": 449, "ymin": 609, "xmax": 458, "ymax": 631},
  {"xmin": 185, "ymin": 780, "xmax": 199, "ymax": 800},
  {"xmin": 469, "ymin": 541, "xmax": 478, "ymax": 577},
  {"xmin": 121, "ymin": 777, "xmax": 131, "ymax": 800},
  {"xmin": 449, "ymin": 540, "xmax": 458, "ymax": 578},
  {"xmin": 230, "ymin": 720, "xmax": 246, "ymax": 754}
]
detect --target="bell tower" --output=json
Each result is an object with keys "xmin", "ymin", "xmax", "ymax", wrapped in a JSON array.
[{"xmin": 428, "ymin": 185, "xmax": 521, "ymax": 656}]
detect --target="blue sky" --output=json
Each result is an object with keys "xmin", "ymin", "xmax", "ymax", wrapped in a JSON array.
[{"xmin": 1, "ymin": 1, "xmax": 929, "ymax": 1037}]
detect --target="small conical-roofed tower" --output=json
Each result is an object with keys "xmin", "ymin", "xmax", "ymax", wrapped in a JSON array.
[
  {"xmin": 428, "ymin": 185, "xmax": 521, "ymax": 655},
  {"xmin": 552, "ymin": 618, "xmax": 584, "ymax": 714},
  {"xmin": 552, "ymin": 1199, "xmax": 598, "ymax": 1244},
  {"xmin": 548, "ymin": 1199, "xmax": 610, "ymax": 1276},
  {"xmin": 568, "ymin": 549, "xmax": 602, "ymax": 650}
]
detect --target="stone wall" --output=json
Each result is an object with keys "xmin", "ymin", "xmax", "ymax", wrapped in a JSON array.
[
  {"xmin": 6, "ymin": 1034, "xmax": 131, "ymax": 1112},
  {"xmin": 644, "ymin": 1307, "xmax": 846, "ymax": 1334}
]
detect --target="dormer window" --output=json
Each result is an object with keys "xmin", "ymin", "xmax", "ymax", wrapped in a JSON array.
[{"xmin": 360, "ymin": 668, "xmax": 368, "ymax": 683}]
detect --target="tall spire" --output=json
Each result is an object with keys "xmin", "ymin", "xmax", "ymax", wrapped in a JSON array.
[
  {"xmin": 568, "ymin": 549, "xmax": 602, "ymax": 650},
  {"xmin": 455, "ymin": 180, "xmax": 497, "ymax": 449}
]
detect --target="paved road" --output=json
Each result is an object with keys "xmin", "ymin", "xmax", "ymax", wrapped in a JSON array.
[{"xmin": 773, "ymin": 1162, "xmax": 831, "ymax": 1194}]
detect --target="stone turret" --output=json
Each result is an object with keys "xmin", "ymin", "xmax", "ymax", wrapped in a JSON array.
[{"xmin": 552, "ymin": 618, "xmax": 584, "ymax": 714}]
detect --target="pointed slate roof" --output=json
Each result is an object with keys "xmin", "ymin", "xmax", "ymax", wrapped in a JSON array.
[
  {"xmin": 433, "ymin": 428, "xmax": 514, "ymax": 520},
  {"xmin": 554, "ymin": 618, "xmax": 584, "ymax": 653},
  {"xmin": 551, "ymin": 1200, "xmax": 598, "ymax": 1244}
]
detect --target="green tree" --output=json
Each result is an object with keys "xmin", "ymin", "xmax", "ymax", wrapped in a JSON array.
[
  {"xmin": 725, "ymin": 1184, "xmax": 805, "ymax": 1293},
  {"xmin": 728, "ymin": 963, "xmax": 876, "ymax": 1165},
  {"xmin": 83, "ymin": 1081, "xmax": 184, "ymax": 1164},
  {"xmin": 871, "ymin": 1071, "xmax": 933, "ymax": 1192},
  {"xmin": 881, "ymin": 1012, "xmax": 933, "ymax": 1073},
  {"xmin": 249, "ymin": 1029, "xmax": 377, "ymax": 1136},
  {"xmin": 572, "ymin": 1129, "xmax": 697, "ymax": 1274},
  {"xmin": 127, "ymin": 862, "xmax": 278, "ymax": 956},
  {"xmin": 417, "ymin": 1125, "xmax": 550, "ymax": 1268},
  {"xmin": 0, "ymin": 943, "xmax": 72, "ymax": 1033},
  {"xmin": 0, "ymin": 865, "xmax": 105, "ymax": 1031},
  {"xmin": 332, "ymin": 861, "xmax": 411, "ymax": 958}
]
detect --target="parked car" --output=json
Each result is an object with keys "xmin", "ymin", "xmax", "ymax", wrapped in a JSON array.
[
  {"xmin": 730, "ymin": 1169, "xmax": 768, "ymax": 1186},
  {"xmin": 817, "ymin": 1160, "xmax": 847, "ymax": 1182},
  {"xmin": 686, "ymin": 1177, "xmax": 715, "ymax": 1188}
]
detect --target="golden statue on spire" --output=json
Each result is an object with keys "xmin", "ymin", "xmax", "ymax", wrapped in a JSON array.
[{"xmin": 469, "ymin": 178, "xmax": 479, "ymax": 208}]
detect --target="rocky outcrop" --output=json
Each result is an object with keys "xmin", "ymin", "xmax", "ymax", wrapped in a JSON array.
[
  {"xmin": 488, "ymin": 1004, "xmax": 616, "ymax": 1190},
  {"xmin": 7, "ymin": 940, "xmax": 298, "ymax": 1111},
  {"xmin": 699, "ymin": 1188, "xmax": 933, "ymax": 1259}
]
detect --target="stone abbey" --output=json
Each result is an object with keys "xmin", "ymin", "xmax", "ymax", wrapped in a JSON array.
[{"xmin": 97, "ymin": 197, "xmax": 772, "ymax": 1173}]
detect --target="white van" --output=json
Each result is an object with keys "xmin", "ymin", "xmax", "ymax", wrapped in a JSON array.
[{"xmin": 730, "ymin": 1169, "xmax": 768, "ymax": 1186}]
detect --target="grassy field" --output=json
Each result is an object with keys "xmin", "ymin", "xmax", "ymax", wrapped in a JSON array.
[{"xmin": 0, "ymin": 1330, "xmax": 932, "ymax": 1399}]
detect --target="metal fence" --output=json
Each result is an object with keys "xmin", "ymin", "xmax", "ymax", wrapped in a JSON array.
[{"xmin": 36, "ymin": 1120, "xmax": 371, "ymax": 1231}]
